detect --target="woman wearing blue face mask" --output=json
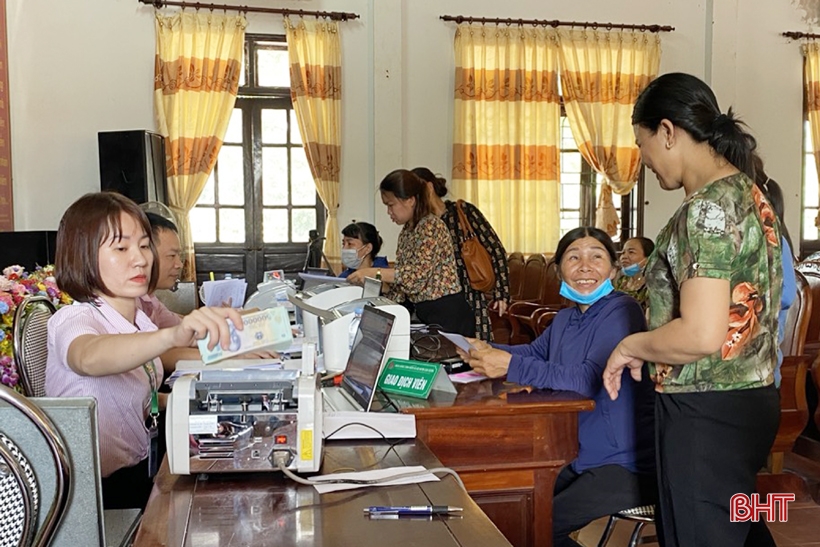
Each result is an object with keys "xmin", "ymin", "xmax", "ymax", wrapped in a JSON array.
[
  {"xmin": 613, "ymin": 237, "xmax": 655, "ymax": 310},
  {"xmin": 338, "ymin": 222, "xmax": 389, "ymax": 279},
  {"xmin": 457, "ymin": 227, "xmax": 656, "ymax": 547}
]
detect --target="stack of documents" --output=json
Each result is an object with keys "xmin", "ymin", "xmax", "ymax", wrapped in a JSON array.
[{"xmin": 200, "ymin": 278, "xmax": 247, "ymax": 308}]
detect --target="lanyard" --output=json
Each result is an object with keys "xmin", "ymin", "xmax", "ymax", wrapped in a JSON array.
[
  {"xmin": 142, "ymin": 361, "xmax": 160, "ymax": 428},
  {"xmin": 86, "ymin": 302, "xmax": 160, "ymax": 427}
]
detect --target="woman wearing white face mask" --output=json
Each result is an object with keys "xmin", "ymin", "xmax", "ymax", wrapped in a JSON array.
[
  {"xmin": 456, "ymin": 227, "xmax": 655, "ymax": 547},
  {"xmin": 613, "ymin": 237, "xmax": 655, "ymax": 310},
  {"xmin": 338, "ymin": 222, "xmax": 388, "ymax": 279}
]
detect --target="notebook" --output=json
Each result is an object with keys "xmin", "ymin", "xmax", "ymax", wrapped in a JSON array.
[{"xmin": 323, "ymin": 305, "xmax": 395, "ymax": 412}]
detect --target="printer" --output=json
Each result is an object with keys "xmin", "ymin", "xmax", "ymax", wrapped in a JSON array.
[
  {"xmin": 298, "ymin": 282, "xmax": 363, "ymax": 342},
  {"xmin": 321, "ymin": 297, "xmax": 411, "ymax": 372},
  {"xmin": 166, "ymin": 367, "xmax": 322, "ymax": 475}
]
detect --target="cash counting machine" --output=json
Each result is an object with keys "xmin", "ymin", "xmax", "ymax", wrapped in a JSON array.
[{"xmin": 166, "ymin": 367, "xmax": 323, "ymax": 475}]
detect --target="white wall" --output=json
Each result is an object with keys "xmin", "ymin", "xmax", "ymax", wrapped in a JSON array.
[{"xmin": 6, "ymin": 0, "xmax": 814, "ymax": 257}]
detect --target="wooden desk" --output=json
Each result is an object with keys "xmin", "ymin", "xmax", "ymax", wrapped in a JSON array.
[
  {"xmin": 396, "ymin": 380, "xmax": 594, "ymax": 547},
  {"xmin": 133, "ymin": 440, "xmax": 511, "ymax": 547}
]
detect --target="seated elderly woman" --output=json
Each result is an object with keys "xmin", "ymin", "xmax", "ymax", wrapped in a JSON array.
[
  {"xmin": 458, "ymin": 227, "xmax": 656, "ymax": 547},
  {"xmin": 613, "ymin": 236, "xmax": 655, "ymax": 310}
]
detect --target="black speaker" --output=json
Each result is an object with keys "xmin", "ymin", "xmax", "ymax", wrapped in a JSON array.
[{"xmin": 98, "ymin": 130, "xmax": 168, "ymax": 204}]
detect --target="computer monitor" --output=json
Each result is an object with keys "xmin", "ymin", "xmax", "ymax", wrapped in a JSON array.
[{"xmin": 341, "ymin": 305, "xmax": 395, "ymax": 412}]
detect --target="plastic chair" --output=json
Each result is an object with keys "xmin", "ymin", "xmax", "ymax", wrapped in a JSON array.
[
  {"xmin": 597, "ymin": 505, "xmax": 655, "ymax": 547},
  {"xmin": 12, "ymin": 296, "xmax": 57, "ymax": 398},
  {"xmin": 0, "ymin": 385, "xmax": 71, "ymax": 547}
]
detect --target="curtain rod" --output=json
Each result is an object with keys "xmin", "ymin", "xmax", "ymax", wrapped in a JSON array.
[
  {"xmin": 140, "ymin": 0, "xmax": 360, "ymax": 21},
  {"xmin": 783, "ymin": 31, "xmax": 820, "ymax": 40},
  {"xmin": 440, "ymin": 15, "xmax": 674, "ymax": 33}
]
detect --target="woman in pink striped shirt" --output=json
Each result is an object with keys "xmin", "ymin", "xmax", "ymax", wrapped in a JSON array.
[{"xmin": 45, "ymin": 192, "xmax": 242, "ymax": 509}]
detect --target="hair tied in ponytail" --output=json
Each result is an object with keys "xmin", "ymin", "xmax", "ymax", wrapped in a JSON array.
[{"xmin": 711, "ymin": 112, "xmax": 732, "ymax": 132}]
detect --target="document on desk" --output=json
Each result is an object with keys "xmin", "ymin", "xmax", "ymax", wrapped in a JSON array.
[
  {"xmin": 448, "ymin": 371, "xmax": 488, "ymax": 384},
  {"xmin": 297, "ymin": 272, "xmax": 346, "ymax": 284},
  {"xmin": 438, "ymin": 331, "xmax": 476, "ymax": 353},
  {"xmin": 310, "ymin": 466, "xmax": 440, "ymax": 493},
  {"xmin": 200, "ymin": 278, "xmax": 247, "ymax": 308}
]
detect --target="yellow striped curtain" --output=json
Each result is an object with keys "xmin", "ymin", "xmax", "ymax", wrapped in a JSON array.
[
  {"xmin": 452, "ymin": 24, "xmax": 561, "ymax": 254},
  {"xmin": 558, "ymin": 30, "xmax": 661, "ymax": 236},
  {"xmin": 286, "ymin": 18, "xmax": 342, "ymax": 268},
  {"xmin": 805, "ymin": 43, "xmax": 820, "ymax": 229},
  {"xmin": 154, "ymin": 12, "xmax": 246, "ymax": 280}
]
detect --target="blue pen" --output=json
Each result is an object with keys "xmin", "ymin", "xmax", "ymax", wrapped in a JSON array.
[{"xmin": 364, "ymin": 505, "xmax": 463, "ymax": 515}]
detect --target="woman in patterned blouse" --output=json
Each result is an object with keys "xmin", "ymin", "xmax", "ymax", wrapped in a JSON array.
[
  {"xmin": 349, "ymin": 169, "xmax": 475, "ymax": 337},
  {"xmin": 603, "ymin": 73, "xmax": 781, "ymax": 547},
  {"xmin": 412, "ymin": 167, "xmax": 511, "ymax": 341}
]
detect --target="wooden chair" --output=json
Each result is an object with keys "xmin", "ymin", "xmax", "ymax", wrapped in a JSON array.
[
  {"xmin": 534, "ymin": 310, "xmax": 558, "ymax": 337},
  {"xmin": 12, "ymin": 296, "xmax": 57, "ymax": 398},
  {"xmin": 507, "ymin": 252, "xmax": 525, "ymax": 301},
  {"xmin": 767, "ymin": 270, "xmax": 812, "ymax": 473},
  {"xmin": 518, "ymin": 253, "xmax": 547, "ymax": 303},
  {"xmin": 795, "ymin": 265, "xmax": 820, "ymax": 352}
]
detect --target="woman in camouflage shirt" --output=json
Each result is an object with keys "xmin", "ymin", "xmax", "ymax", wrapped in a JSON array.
[{"xmin": 603, "ymin": 73, "xmax": 781, "ymax": 547}]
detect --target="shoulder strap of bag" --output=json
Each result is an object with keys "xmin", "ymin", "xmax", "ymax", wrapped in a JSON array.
[{"xmin": 455, "ymin": 200, "xmax": 475, "ymax": 239}]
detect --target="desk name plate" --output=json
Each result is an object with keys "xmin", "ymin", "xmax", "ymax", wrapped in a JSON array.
[{"xmin": 377, "ymin": 358, "xmax": 456, "ymax": 399}]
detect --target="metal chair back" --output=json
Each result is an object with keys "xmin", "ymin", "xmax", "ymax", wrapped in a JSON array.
[
  {"xmin": 0, "ymin": 386, "xmax": 71, "ymax": 547},
  {"xmin": 12, "ymin": 297, "xmax": 57, "ymax": 398},
  {"xmin": 0, "ymin": 433, "xmax": 39, "ymax": 547}
]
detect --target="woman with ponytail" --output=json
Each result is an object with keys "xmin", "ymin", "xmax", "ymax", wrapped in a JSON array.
[
  {"xmin": 412, "ymin": 167, "xmax": 511, "ymax": 341},
  {"xmin": 603, "ymin": 73, "xmax": 781, "ymax": 546}
]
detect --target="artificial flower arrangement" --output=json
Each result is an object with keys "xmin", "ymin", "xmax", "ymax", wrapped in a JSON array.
[{"xmin": 0, "ymin": 265, "xmax": 72, "ymax": 391}]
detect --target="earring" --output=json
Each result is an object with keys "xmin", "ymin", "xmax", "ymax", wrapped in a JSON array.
[{"xmin": 665, "ymin": 142, "xmax": 672, "ymax": 149}]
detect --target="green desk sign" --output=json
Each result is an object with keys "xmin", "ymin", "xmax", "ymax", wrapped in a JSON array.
[{"xmin": 378, "ymin": 358, "xmax": 456, "ymax": 399}]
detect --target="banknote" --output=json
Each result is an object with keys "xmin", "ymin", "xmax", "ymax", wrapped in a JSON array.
[{"xmin": 197, "ymin": 307, "xmax": 293, "ymax": 364}]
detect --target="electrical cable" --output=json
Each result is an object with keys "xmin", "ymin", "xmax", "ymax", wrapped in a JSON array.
[
  {"xmin": 276, "ymin": 421, "xmax": 466, "ymax": 490},
  {"xmin": 277, "ymin": 461, "xmax": 465, "ymax": 491}
]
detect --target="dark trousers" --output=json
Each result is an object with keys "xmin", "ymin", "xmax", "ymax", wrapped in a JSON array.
[
  {"xmin": 553, "ymin": 464, "xmax": 657, "ymax": 547},
  {"xmin": 654, "ymin": 386, "xmax": 780, "ymax": 547},
  {"xmin": 102, "ymin": 458, "xmax": 154, "ymax": 510},
  {"xmin": 414, "ymin": 292, "xmax": 476, "ymax": 337}
]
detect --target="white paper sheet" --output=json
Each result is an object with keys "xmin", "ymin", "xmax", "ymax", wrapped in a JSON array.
[
  {"xmin": 438, "ymin": 331, "xmax": 476, "ymax": 353},
  {"xmin": 200, "ymin": 279, "xmax": 247, "ymax": 308},
  {"xmin": 310, "ymin": 465, "xmax": 440, "ymax": 493}
]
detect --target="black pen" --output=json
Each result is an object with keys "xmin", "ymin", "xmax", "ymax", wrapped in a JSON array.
[{"xmin": 364, "ymin": 505, "xmax": 463, "ymax": 516}]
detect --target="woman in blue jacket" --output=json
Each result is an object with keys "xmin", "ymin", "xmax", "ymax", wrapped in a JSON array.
[{"xmin": 459, "ymin": 227, "xmax": 656, "ymax": 547}]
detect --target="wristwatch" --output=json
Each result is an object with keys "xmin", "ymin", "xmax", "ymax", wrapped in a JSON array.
[{"xmin": 375, "ymin": 269, "xmax": 382, "ymax": 280}]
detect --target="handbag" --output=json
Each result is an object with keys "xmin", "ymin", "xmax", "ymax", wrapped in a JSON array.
[{"xmin": 454, "ymin": 200, "xmax": 497, "ymax": 293}]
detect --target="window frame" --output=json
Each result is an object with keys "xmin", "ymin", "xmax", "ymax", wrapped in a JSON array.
[{"xmin": 192, "ymin": 33, "xmax": 325, "ymax": 287}]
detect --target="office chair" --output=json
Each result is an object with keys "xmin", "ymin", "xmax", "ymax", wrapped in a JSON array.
[
  {"xmin": 597, "ymin": 504, "xmax": 655, "ymax": 547},
  {"xmin": 12, "ymin": 296, "xmax": 57, "ymax": 398},
  {"xmin": 0, "ymin": 385, "xmax": 71, "ymax": 547}
]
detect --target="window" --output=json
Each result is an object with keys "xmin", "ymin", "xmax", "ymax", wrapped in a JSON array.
[
  {"xmin": 558, "ymin": 116, "xmax": 642, "ymax": 244},
  {"xmin": 191, "ymin": 35, "xmax": 324, "ymax": 287},
  {"xmin": 802, "ymin": 120, "xmax": 820, "ymax": 257}
]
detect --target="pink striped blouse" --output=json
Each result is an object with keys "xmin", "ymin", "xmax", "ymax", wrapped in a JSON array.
[
  {"xmin": 45, "ymin": 299, "xmax": 164, "ymax": 478},
  {"xmin": 137, "ymin": 294, "xmax": 182, "ymax": 329}
]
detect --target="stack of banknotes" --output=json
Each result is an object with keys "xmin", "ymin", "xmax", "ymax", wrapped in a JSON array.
[{"xmin": 197, "ymin": 307, "xmax": 293, "ymax": 364}]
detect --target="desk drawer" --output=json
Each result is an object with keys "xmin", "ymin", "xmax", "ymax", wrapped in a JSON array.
[{"xmin": 415, "ymin": 413, "xmax": 578, "ymax": 467}]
